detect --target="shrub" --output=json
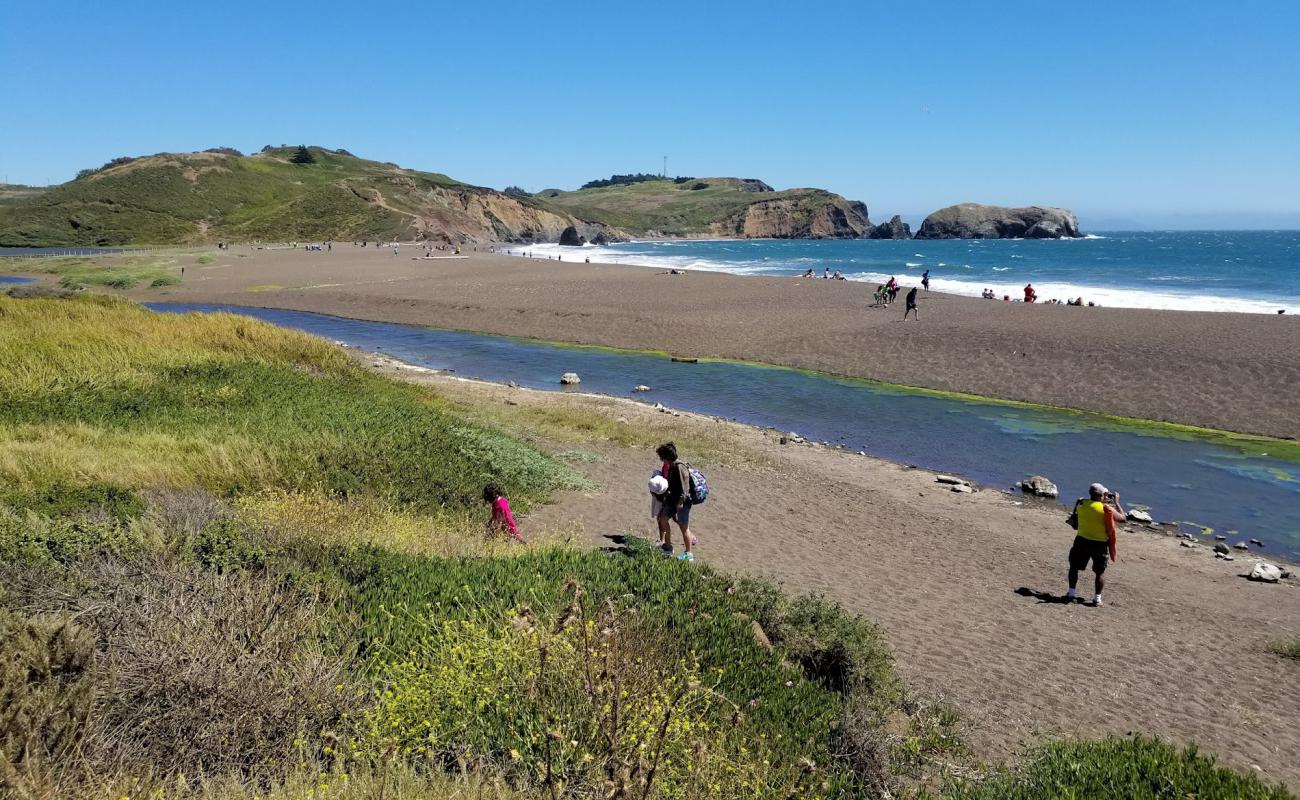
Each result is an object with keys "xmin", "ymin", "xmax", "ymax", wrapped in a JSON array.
[
  {"xmin": 1270, "ymin": 638, "xmax": 1300, "ymax": 661},
  {"xmin": 364, "ymin": 582, "xmax": 820, "ymax": 798},
  {"xmin": 80, "ymin": 556, "xmax": 365, "ymax": 779},
  {"xmin": 0, "ymin": 609, "xmax": 96, "ymax": 798},
  {"xmin": 945, "ymin": 736, "xmax": 1293, "ymax": 800},
  {"xmin": 290, "ymin": 146, "xmax": 317, "ymax": 165}
]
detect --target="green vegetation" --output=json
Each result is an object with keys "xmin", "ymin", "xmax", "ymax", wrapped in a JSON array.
[
  {"xmin": 1270, "ymin": 638, "xmax": 1300, "ymax": 661},
  {"xmin": 946, "ymin": 737, "xmax": 1292, "ymax": 799},
  {"xmin": 579, "ymin": 173, "xmax": 694, "ymax": 190},
  {"xmin": 0, "ymin": 293, "xmax": 1291, "ymax": 799},
  {"xmin": 0, "ymin": 147, "xmax": 467, "ymax": 247},
  {"xmin": 21, "ymin": 254, "xmax": 183, "ymax": 290},
  {"xmin": 537, "ymin": 177, "xmax": 864, "ymax": 237},
  {"xmin": 290, "ymin": 144, "xmax": 317, "ymax": 164}
]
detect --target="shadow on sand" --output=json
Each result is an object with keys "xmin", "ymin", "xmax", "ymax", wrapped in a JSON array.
[{"xmin": 1014, "ymin": 586, "xmax": 1093, "ymax": 606}]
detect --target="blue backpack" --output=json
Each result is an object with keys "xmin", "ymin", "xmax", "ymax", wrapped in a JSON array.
[{"xmin": 686, "ymin": 464, "xmax": 709, "ymax": 504}]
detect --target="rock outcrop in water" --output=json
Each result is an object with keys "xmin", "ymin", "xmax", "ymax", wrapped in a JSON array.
[
  {"xmin": 867, "ymin": 215, "xmax": 912, "ymax": 239},
  {"xmin": 558, "ymin": 226, "xmax": 585, "ymax": 246},
  {"xmin": 914, "ymin": 204, "xmax": 1082, "ymax": 240}
]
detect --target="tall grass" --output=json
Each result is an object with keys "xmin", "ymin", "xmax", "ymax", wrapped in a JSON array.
[{"xmin": 0, "ymin": 296, "xmax": 581, "ymax": 511}]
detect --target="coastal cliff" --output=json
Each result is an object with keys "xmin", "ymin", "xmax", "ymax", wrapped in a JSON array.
[
  {"xmin": 537, "ymin": 178, "xmax": 872, "ymax": 239},
  {"xmin": 914, "ymin": 203, "xmax": 1081, "ymax": 239},
  {"xmin": 0, "ymin": 147, "xmax": 623, "ymax": 247}
]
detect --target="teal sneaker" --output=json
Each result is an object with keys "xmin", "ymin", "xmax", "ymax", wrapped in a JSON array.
[{"xmin": 677, "ymin": 552, "xmax": 695, "ymax": 563}]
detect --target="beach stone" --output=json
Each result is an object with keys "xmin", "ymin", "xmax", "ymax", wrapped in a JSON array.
[
  {"xmin": 951, "ymin": 484, "xmax": 973, "ymax": 494},
  {"xmin": 1249, "ymin": 538, "xmax": 1264, "ymax": 547},
  {"xmin": 1019, "ymin": 475, "xmax": 1059, "ymax": 498},
  {"xmin": 632, "ymin": 384, "xmax": 651, "ymax": 392},
  {"xmin": 1213, "ymin": 542, "xmax": 1231, "ymax": 555},
  {"xmin": 1248, "ymin": 563, "xmax": 1283, "ymax": 583},
  {"xmin": 1180, "ymin": 540, "xmax": 1195, "ymax": 548},
  {"xmin": 1234, "ymin": 541, "xmax": 1250, "ymax": 550},
  {"xmin": 935, "ymin": 475, "xmax": 969, "ymax": 486},
  {"xmin": 560, "ymin": 372, "xmax": 581, "ymax": 385},
  {"xmin": 1215, "ymin": 534, "xmax": 1227, "ymax": 541},
  {"xmin": 1128, "ymin": 509, "xmax": 1154, "ymax": 524}
]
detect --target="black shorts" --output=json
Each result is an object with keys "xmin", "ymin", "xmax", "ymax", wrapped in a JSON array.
[{"xmin": 1068, "ymin": 536, "xmax": 1108, "ymax": 573}]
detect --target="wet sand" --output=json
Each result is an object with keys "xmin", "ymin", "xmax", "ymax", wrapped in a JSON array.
[
  {"xmin": 392, "ymin": 369, "xmax": 1300, "ymax": 787},
  {"xmin": 98, "ymin": 244, "xmax": 1300, "ymax": 439}
]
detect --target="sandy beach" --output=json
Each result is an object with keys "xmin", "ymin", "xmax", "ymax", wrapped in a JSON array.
[
  {"xmin": 384, "ymin": 367, "xmax": 1300, "ymax": 787},
  {"xmin": 105, "ymin": 245, "xmax": 1300, "ymax": 440}
]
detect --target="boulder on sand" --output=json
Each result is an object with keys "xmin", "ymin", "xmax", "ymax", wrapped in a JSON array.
[
  {"xmin": 1019, "ymin": 475, "xmax": 1059, "ymax": 498},
  {"xmin": 560, "ymin": 372, "xmax": 581, "ymax": 385},
  {"xmin": 1128, "ymin": 509, "xmax": 1154, "ymax": 524},
  {"xmin": 1248, "ymin": 563, "xmax": 1283, "ymax": 583}
]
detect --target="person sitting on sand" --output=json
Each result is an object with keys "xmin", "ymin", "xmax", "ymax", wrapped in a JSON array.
[
  {"xmin": 801, "ymin": 268, "xmax": 815, "ymax": 278},
  {"xmin": 823, "ymin": 267, "xmax": 831, "ymax": 279},
  {"xmin": 483, "ymin": 482, "xmax": 524, "ymax": 543},
  {"xmin": 1024, "ymin": 283, "xmax": 1037, "ymax": 303},
  {"xmin": 833, "ymin": 270, "xmax": 845, "ymax": 280},
  {"xmin": 1066, "ymin": 483, "xmax": 1126, "ymax": 606},
  {"xmin": 656, "ymin": 442, "xmax": 696, "ymax": 562},
  {"xmin": 903, "ymin": 285, "xmax": 919, "ymax": 321}
]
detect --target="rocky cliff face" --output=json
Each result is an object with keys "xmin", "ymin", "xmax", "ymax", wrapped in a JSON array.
[
  {"xmin": 710, "ymin": 196, "xmax": 871, "ymax": 239},
  {"xmin": 914, "ymin": 204, "xmax": 1081, "ymax": 239},
  {"xmin": 395, "ymin": 182, "xmax": 621, "ymax": 244},
  {"xmin": 867, "ymin": 215, "xmax": 912, "ymax": 239}
]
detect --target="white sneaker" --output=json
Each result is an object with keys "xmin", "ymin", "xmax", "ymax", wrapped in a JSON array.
[{"xmin": 1092, "ymin": 595, "xmax": 1103, "ymax": 607}]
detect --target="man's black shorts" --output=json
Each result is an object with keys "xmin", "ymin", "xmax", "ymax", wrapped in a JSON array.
[{"xmin": 1068, "ymin": 535, "xmax": 1109, "ymax": 573}]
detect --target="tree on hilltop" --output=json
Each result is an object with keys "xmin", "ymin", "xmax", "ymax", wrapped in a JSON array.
[{"xmin": 290, "ymin": 145, "xmax": 316, "ymax": 164}]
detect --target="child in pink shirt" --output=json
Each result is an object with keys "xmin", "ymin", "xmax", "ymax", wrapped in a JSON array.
[{"xmin": 483, "ymin": 483, "xmax": 524, "ymax": 543}]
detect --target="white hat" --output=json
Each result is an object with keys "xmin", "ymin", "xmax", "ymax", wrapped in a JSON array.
[
  {"xmin": 648, "ymin": 474, "xmax": 669, "ymax": 495},
  {"xmin": 1089, "ymin": 482, "xmax": 1109, "ymax": 497}
]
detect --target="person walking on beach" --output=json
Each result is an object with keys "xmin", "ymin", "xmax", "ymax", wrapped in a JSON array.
[
  {"xmin": 903, "ymin": 285, "xmax": 919, "ymax": 320},
  {"xmin": 922, "ymin": 269, "xmax": 931, "ymax": 291},
  {"xmin": 655, "ymin": 442, "xmax": 696, "ymax": 561},
  {"xmin": 1066, "ymin": 483, "xmax": 1126, "ymax": 606},
  {"xmin": 483, "ymin": 482, "xmax": 524, "ymax": 543}
]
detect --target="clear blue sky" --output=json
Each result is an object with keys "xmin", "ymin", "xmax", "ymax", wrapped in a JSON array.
[{"xmin": 3, "ymin": 0, "xmax": 1298, "ymax": 226}]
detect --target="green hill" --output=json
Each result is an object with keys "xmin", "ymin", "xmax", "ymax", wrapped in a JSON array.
[
  {"xmin": 536, "ymin": 176, "xmax": 873, "ymax": 239},
  {"xmin": 0, "ymin": 147, "xmax": 614, "ymax": 247}
]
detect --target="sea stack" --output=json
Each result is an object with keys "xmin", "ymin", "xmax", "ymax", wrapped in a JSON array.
[
  {"xmin": 867, "ymin": 215, "xmax": 912, "ymax": 239},
  {"xmin": 914, "ymin": 203, "xmax": 1082, "ymax": 239}
]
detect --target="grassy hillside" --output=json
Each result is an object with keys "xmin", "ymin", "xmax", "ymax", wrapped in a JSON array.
[
  {"xmin": 536, "ymin": 177, "xmax": 871, "ymax": 238},
  {"xmin": 0, "ymin": 147, "xmax": 594, "ymax": 247},
  {"xmin": 1, "ymin": 292, "xmax": 1290, "ymax": 799}
]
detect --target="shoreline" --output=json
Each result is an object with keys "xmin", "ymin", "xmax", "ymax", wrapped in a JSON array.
[{"xmin": 8, "ymin": 244, "xmax": 1300, "ymax": 438}]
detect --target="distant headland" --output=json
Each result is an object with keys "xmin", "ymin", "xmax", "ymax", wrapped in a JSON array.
[{"xmin": 0, "ymin": 146, "xmax": 1083, "ymax": 246}]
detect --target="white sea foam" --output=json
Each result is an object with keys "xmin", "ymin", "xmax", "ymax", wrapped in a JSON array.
[
  {"xmin": 905, "ymin": 262, "xmax": 922, "ymax": 267},
  {"xmin": 506, "ymin": 242, "xmax": 1297, "ymax": 314}
]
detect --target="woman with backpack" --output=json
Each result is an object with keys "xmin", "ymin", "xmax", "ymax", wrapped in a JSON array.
[{"xmin": 656, "ymin": 442, "xmax": 699, "ymax": 562}]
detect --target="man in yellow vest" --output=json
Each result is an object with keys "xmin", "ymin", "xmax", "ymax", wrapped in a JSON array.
[{"xmin": 1066, "ymin": 483, "xmax": 1126, "ymax": 606}]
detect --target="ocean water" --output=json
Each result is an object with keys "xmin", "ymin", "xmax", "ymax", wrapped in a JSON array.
[{"xmin": 516, "ymin": 231, "xmax": 1300, "ymax": 314}]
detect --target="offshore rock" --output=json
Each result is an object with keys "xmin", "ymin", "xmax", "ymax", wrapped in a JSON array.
[
  {"xmin": 867, "ymin": 214, "xmax": 912, "ymax": 239},
  {"xmin": 558, "ymin": 226, "xmax": 586, "ymax": 246},
  {"xmin": 915, "ymin": 204, "xmax": 1082, "ymax": 240}
]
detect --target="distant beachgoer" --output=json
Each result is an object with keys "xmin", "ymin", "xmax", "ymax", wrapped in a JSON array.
[
  {"xmin": 833, "ymin": 270, "xmax": 845, "ymax": 280},
  {"xmin": 1066, "ymin": 483, "xmax": 1126, "ymax": 606},
  {"xmin": 1024, "ymin": 283, "xmax": 1037, "ymax": 303},
  {"xmin": 823, "ymin": 267, "xmax": 831, "ymax": 279},
  {"xmin": 585, "ymin": 256, "xmax": 590, "ymax": 263},
  {"xmin": 922, "ymin": 269, "xmax": 931, "ymax": 291},
  {"xmin": 801, "ymin": 268, "xmax": 815, "ymax": 278},
  {"xmin": 903, "ymin": 286, "xmax": 919, "ymax": 320},
  {"xmin": 656, "ymin": 442, "xmax": 696, "ymax": 561}
]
